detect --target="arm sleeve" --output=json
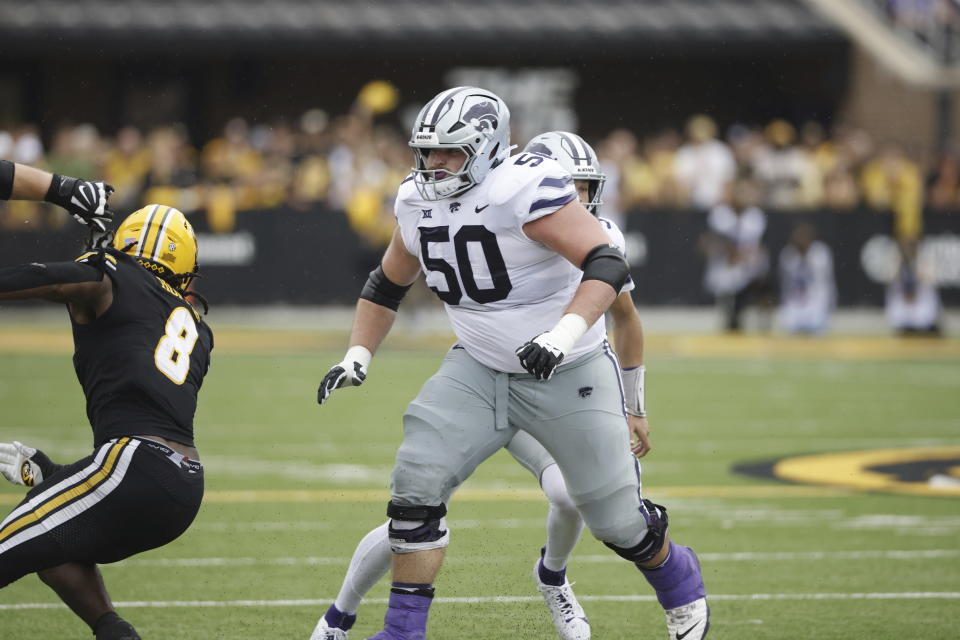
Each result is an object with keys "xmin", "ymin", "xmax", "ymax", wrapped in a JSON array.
[{"xmin": 0, "ymin": 260, "xmax": 104, "ymax": 294}]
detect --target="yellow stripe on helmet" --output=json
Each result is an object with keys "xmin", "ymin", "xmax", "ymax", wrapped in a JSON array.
[
  {"xmin": 134, "ymin": 204, "xmax": 161, "ymax": 257},
  {"xmin": 147, "ymin": 206, "xmax": 175, "ymax": 262}
]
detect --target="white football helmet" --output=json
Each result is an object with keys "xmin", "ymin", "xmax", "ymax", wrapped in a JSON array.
[
  {"xmin": 409, "ymin": 86, "xmax": 511, "ymax": 200},
  {"xmin": 524, "ymin": 131, "xmax": 606, "ymax": 214}
]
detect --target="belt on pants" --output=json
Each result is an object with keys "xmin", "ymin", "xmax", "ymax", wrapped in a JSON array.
[{"xmin": 494, "ymin": 370, "xmax": 509, "ymax": 431}]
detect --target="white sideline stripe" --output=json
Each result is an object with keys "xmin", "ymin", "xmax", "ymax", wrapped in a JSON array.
[
  {"xmin": 4, "ymin": 592, "xmax": 960, "ymax": 611},
  {"xmin": 111, "ymin": 549, "xmax": 960, "ymax": 568}
]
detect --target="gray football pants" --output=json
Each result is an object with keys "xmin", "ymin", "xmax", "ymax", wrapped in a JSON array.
[{"xmin": 391, "ymin": 344, "xmax": 647, "ymax": 546}]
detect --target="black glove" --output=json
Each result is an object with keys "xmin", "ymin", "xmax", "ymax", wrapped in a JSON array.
[
  {"xmin": 45, "ymin": 174, "xmax": 115, "ymax": 232},
  {"xmin": 515, "ymin": 333, "xmax": 566, "ymax": 381}
]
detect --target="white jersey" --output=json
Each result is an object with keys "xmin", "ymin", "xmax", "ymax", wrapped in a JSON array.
[{"xmin": 396, "ymin": 153, "xmax": 619, "ymax": 373}]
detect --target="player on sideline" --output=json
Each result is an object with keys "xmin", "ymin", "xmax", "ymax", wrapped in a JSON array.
[
  {"xmin": 310, "ymin": 131, "xmax": 651, "ymax": 640},
  {"xmin": 0, "ymin": 160, "xmax": 213, "ymax": 640},
  {"xmin": 317, "ymin": 87, "xmax": 708, "ymax": 640}
]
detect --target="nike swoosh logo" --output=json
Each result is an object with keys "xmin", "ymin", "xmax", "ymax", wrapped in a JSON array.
[
  {"xmin": 676, "ymin": 621, "xmax": 701, "ymax": 640},
  {"xmin": 475, "ymin": 204, "xmax": 489, "ymax": 212}
]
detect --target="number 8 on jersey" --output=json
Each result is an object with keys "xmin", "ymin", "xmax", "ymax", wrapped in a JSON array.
[{"xmin": 155, "ymin": 307, "xmax": 199, "ymax": 384}]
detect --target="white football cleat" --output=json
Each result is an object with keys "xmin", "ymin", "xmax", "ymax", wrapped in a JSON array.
[
  {"xmin": 665, "ymin": 597, "xmax": 710, "ymax": 640},
  {"xmin": 533, "ymin": 560, "xmax": 591, "ymax": 640},
  {"xmin": 309, "ymin": 617, "xmax": 349, "ymax": 640}
]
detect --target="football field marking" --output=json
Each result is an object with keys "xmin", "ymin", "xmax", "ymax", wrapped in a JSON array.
[
  {"xmin": 95, "ymin": 548, "xmax": 960, "ymax": 568},
  {"xmin": 3, "ymin": 592, "xmax": 960, "ymax": 610},
  {"xmin": 0, "ymin": 485, "xmax": 858, "ymax": 505}
]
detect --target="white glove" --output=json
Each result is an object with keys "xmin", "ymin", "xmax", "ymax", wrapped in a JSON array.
[
  {"xmin": 0, "ymin": 441, "xmax": 45, "ymax": 487},
  {"xmin": 317, "ymin": 346, "xmax": 372, "ymax": 405}
]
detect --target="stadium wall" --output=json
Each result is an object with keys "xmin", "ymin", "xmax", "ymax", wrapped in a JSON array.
[{"xmin": 1, "ymin": 207, "xmax": 956, "ymax": 307}]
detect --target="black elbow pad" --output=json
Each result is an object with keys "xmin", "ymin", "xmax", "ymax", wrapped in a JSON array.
[
  {"xmin": 0, "ymin": 160, "xmax": 14, "ymax": 201},
  {"xmin": 581, "ymin": 244, "xmax": 630, "ymax": 292},
  {"xmin": 360, "ymin": 264, "xmax": 412, "ymax": 311}
]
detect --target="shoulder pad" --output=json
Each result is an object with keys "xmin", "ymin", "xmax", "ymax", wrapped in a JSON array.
[
  {"xmin": 487, "ymin": 155, "xmax": 568, "ymax": 207},
  {"xmin": 396, "ymin": 173, "xmax": 422, "ymax": 204},
  {"xmin": 75, "ymin": 250, "xmax": 119, "ymax": 272},
  {"xmin": 598, "ymin": 217, "xmax": 627, "ymax": 253}
]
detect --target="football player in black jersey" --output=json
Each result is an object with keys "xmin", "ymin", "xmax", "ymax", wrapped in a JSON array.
[{"xmin": 0, "ymin": 167, "xmax": 213, "ymax": 640}]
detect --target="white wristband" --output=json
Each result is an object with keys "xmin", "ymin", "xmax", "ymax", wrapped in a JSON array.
[
  {"xmin": 621, "ymin": 365, "xmax": 645, "ymax": 416},
  {"xmin": 344, "ymin": 345, "xmax": 373, "ymax": 369},
  {"xmin": 548, "ymin": 313, "xmax": 589, "ymax": 354}
]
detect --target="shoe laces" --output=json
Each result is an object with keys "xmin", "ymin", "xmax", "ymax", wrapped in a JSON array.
[
  {"xmin": 543, "ymin": 581, "xmax": 579, "ymax": 619},
  {"xmin": 666, "ymin": 602, "xmax": 697, "ymax": 625}
]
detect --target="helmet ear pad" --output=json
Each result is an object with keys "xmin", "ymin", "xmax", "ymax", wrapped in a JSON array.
[{"xmin": 466, "ymin": 137, "xmax": 492, "ymax": 186}]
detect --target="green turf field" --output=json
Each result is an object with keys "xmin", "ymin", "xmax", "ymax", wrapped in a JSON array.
[{"xmin": 1, "ymin": 335, "xmax": 959, "ymax": 639}]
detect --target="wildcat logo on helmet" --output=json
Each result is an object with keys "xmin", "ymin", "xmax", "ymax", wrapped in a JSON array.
[
  {"xmin": 461, "ymin": 100, "xmax": 499, "ymax": 132},
  {"xmin": 408, "ymin": 87, "xmax": 511, "ymax": 201},
  {"xmin": 526, "ymin": 142, "xmax": 554, "ymax": 158}
]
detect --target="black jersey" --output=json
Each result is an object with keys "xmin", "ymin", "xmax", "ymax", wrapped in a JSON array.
[{"xmin": 70, "ymin": 249, "xmax": 213, "ymax": 447}]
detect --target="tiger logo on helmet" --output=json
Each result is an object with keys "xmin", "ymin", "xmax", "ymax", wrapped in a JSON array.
[{"xmin": 113, "ymin": 204, "xmax": 199, "ymax": 291}]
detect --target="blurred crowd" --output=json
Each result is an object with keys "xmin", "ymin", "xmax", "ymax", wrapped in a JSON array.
[
  {"xmin": 0, "ymin": 95, "xmax": 953, "ymax": 334},
  {"xmin": 1, "ymin": 106, "xmax": 959, "ymax": 246},
  {"xmin": 0, "ymin": 105, "xmax": 412, "ymax": 250},
  {"xmin": 597, "ymin": 114, "xmax": 960, "ymax": 241}
]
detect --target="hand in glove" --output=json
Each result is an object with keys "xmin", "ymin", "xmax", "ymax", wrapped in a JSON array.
[
  {"xmin": 516, "ymin": 314, "xmax": 588, "ymax": 380},
  {"xmin": 318, "ymin": 346, "xmax": 372, "ymax": 405},
  {"xmin": 45, "ymin": 174, "xmax": 115, "ymax": 232},
  {"xmin": 0, "ymin": 441, "xmax": 60, "ymax": 487}
]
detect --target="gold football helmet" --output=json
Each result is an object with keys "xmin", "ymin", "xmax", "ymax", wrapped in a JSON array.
[{"xmin": 113, "ymin": 204, "xmax": 198, "ymax": 290}]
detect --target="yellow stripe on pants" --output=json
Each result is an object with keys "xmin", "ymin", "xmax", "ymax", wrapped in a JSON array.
[{"xmin": 0, "ymin": 438, "xmax": 130, "ymax": 543}]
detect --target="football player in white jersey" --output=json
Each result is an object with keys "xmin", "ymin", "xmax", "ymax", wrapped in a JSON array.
[
  {"xmin": 309, "ymin": 131, "xmax": 651, "ymax": 640},
  {"xmin": 317, "ymin": 87, "xmax": 709, "ymax": 640},
  {"xmin": 522, "ymin": 131, "xmax": 652, "ymax": 461}
]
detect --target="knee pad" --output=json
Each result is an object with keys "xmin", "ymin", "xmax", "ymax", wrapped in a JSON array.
[
  {"xmin": 604, "ymin": 499, "xmax": 669, "ymax": 566},
  {"xmin": 540, "ymin": 464, "xmax": 578, "ymax": 515},
  {"xmin": 386, "ymin": 501, "xmax": 450, "ymax": 554}
]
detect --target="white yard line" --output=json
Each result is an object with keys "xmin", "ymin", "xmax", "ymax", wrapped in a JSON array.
[
  {"xmin": 107, "ymin": 548, "xmax": 960, "ymax": 568},
  {"xmin": 4, "ymin": 592, "xmax": 960, "ymax": 611}
]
